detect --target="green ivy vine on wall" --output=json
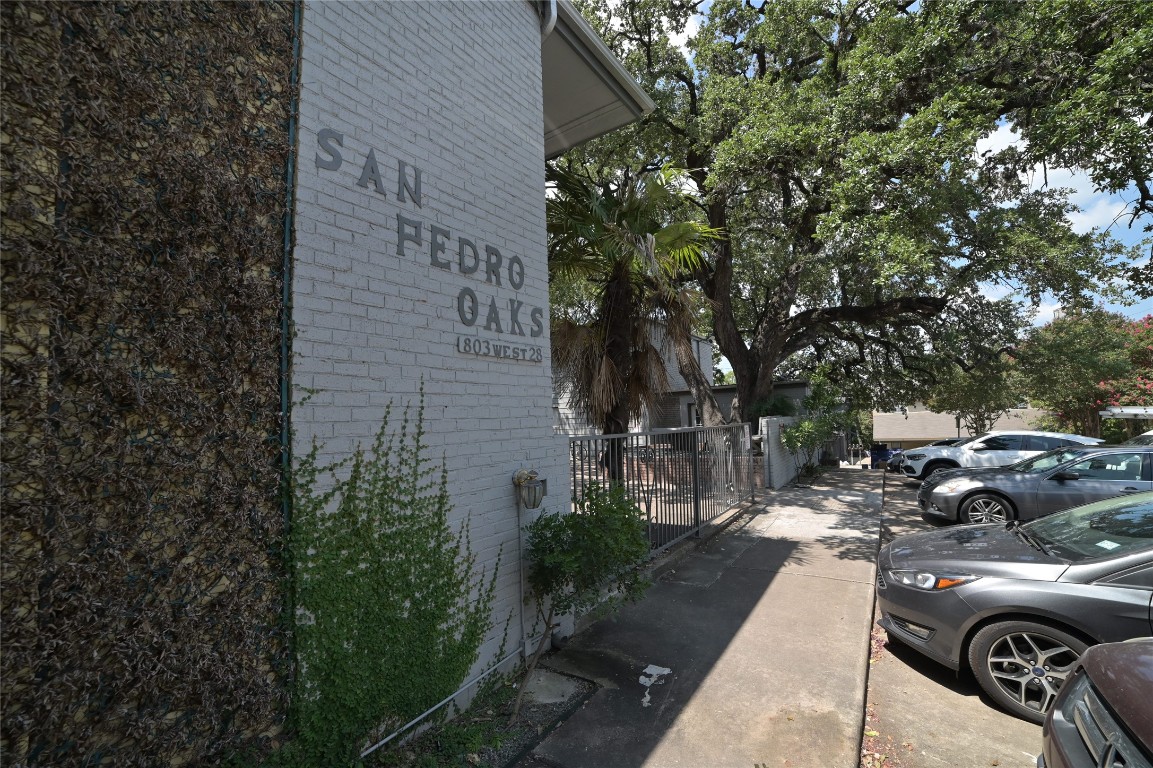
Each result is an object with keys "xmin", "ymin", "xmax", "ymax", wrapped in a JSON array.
[{"xmin": 281, "ymin": 394, "xmax": 500, "ymax": 766}]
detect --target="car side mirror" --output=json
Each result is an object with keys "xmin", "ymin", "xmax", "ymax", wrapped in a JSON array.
[{"xmin": 1051, "ymin": 470, "xmax": 1080, "ymax": 482}]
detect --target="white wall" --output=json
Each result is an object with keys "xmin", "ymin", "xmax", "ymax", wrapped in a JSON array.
[
  {"xmin": 760, "ymin": 416, "xmax": 802, "ymax": 489},
  {"xmin": 292, "ymin": 0, "xmax": 565, "ymax": 680}
]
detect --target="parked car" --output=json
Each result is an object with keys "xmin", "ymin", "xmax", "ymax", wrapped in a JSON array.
[
  {"xmin": 898, "ymin": 430, "xmax": 1103, "ymax": 481},
  {"xmin": 1126, "ymin": 430, "xmax": 1153, "ymax": 446},
  {"xmin": 876, "ymin": 492, "xmax": 1153, "ymax": 724},
  {"xmin": 918, "ymin": 444, "xmax": 1153, "ymax": 524},
  {"xmin": 1040, "ymin": 638, "xmax": 1153, "ymax": 768},
  {"xmin": 885, "ymin": 439, "xmax": 959, "ymax": 473}
]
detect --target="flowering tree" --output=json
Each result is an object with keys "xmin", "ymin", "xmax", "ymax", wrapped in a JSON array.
[{"xmin": 1098, "ymin": 315, "xmax": 1153, "ymax": 409}]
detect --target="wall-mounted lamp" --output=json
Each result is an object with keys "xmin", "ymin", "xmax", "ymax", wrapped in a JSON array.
[{"xmin": 512, "ymin": 468, "xmax": 545, "ymax": 510}]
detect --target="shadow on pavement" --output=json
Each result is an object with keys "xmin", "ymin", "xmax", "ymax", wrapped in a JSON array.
[{"xmin": 521, "ymin": 530, "xmax": 800, "ymax": 768}]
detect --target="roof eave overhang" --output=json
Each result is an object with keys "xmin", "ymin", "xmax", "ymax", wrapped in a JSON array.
[{"xmin": 542, "ymin": 0, "xmax": 656, "ymax": 159}]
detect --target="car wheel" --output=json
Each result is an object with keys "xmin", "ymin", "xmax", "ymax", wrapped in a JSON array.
[
  {"xmin": 968, "ymin": 620, "xmax": 1089, "ymax": 724},
  {"xmin": 921, "ymin": 461, "xmax": 955, "ymax": 480},
  {"xmin": 960, "ymin": 493, "xmax": 1014, "ymax": 524}
]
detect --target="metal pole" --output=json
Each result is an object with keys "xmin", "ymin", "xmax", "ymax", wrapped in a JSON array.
[{"xmin": 691, "ymin": 430, "xmax": 702, "ymax": 536}]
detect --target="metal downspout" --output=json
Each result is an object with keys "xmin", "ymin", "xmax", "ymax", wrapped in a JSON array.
[{"xmin": 540, "ymin": 0, "xmax": 557, "ymax": 37}]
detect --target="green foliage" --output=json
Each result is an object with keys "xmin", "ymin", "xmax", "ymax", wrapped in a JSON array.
[
  {"xmin": 1016, "ymin": 308, "xmax": 1133, "ymax": 437},
  {"xmin": 282, "ymin": 398, "xmax": 499, "ymax": 766},
  {"xmin": 780, "ymin": 374, "xmax": 848, "ymax": 476},
  {"xmin": 926, "ymin": 356, "xmax": 1023, "ymax": 436},
  {"xmin": 524, "ymin": 485, "xmax": 652, "ymax": 619},
  {"xmin": 567, "ymin": 0, "xmax": 1142, "ymax": 422},
  {"xmin": 547, "ymin": 163, "xmax": 722, "ymax": 434},
  {"xmin": 508, "ymin": 484, "xmax": 651, "ymax": 722},
  {"xmin": 1098, "ymin": 315, "xmax": 1153, "ymax": 408},
  {"xmin": 749, "ymin": 395, "xmax": 797, "ymax": 419},
  {"xmin": 365, "ymin": 674, "xmax": 520, "ymax": 768}
]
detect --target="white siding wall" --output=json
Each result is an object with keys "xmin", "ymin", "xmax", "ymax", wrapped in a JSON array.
[{"xmin": 292, "ymin": 0, "xmax": 564, "ymax": 678}]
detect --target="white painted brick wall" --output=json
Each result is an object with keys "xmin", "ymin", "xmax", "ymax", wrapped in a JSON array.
[{"xmin": 293, "ymin": 0, "xmax": 565, "ymax": 690}]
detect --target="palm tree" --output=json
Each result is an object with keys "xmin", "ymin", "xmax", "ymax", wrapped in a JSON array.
[{"xmin": 547, "ymin": 163, "xmax": 721, "ymax": 477}]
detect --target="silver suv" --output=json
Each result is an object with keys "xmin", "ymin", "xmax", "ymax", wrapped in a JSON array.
[{"xmin": 899, "ymin": 430, "xmax": 1102, "ymax": 481}]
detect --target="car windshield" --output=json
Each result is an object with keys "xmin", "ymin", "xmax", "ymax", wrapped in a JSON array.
[
  {"xmin": 1126, "ymin": 433, "xmax": 1153, "ymax": 446},
  {"xmin": 952, "ymin": 435, "xmax": 981, "ymax": 447},
  {"xmin": 1024, "ymin": 495, "xmax": 1153, "ymax": 561},
  {"xmin": 1009, "ymin": 448, "xmax": 1089, "ymax": 474}
]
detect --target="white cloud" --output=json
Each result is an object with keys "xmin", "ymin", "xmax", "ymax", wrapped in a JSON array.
[
  {"xmin": 1068, "ymin": 196, "xmax": 1134, "ymax": 235},
  {"xmin": 975, "ymin": 124, "xmax": 1019, "ymax": 156},
  {"xmin": 1030, "ymin": 302, "xmax": 1061, "ymax": 326},
  {"xmin": 976, "ymin": 124, "xmax": 1145, "ymax": 244},
  {"xmin": 978, "ymin": 283, "xmax": 1013, "ymax": 302},
  {"xmin": 669, "ymin": 13, "xmax": 701, "ymax": 58}
]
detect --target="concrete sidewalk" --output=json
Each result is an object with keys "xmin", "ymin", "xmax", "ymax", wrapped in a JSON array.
[{"xmin": 515, "ymin": 469, "xmax": 884, "ymax": 768}]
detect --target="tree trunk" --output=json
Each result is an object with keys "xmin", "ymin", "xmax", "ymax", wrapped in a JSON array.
[
  {"xmin": 671, "ymin": 331, "xmax": 726, "ymax": 426},
  {"xmin": 699, "ymin": 203, "xmax": 756, "ymax": 422},
  {"xmin": 601, "ymin": 267, "xmax": 634, "ymax": 481}
]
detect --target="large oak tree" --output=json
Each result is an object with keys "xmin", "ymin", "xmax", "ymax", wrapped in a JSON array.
[{"xmin": 564, "ymin": 0, "xmax": 1148, "ymax": 422}]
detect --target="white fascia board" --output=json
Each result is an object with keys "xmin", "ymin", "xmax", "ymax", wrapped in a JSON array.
[{"xmin": 542, "ymin": 0, "xmax": 656, "ymax": 159}]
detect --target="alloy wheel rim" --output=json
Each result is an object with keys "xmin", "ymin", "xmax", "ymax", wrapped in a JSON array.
[
  {"xmin": 966, "ymin": 498, "xmax": 1007, "ymax": 524},
  {"xmin": 984, "ymin": 631, "xmax": 1079, "ymax": 715}
]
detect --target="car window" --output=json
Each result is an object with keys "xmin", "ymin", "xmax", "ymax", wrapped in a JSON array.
[
  {"xmin": 974, "ymin": 434, "xmax": 1024, "ymax": 451},
  {"xmin": 952, "ymin": 435, "xmax": 980, "ymax": 447},
  {"xmin": 1013, "ymin": 448, "xmax": 1086, "ymax": 473},
  {"xmin": 1065, "ymin": 453, "xmax": 1147, "ymax": 482},
  {"xmin": 1028, "ymin": 435, "xmax": 1071, "ymax": 451},
  {"xmin": 1026, "ymin": 496, "xmax": 1153, "ymax": 561},
  {"xmin": 1100, "ymin": 565, "xmax": 1153, "ymax": 589}
]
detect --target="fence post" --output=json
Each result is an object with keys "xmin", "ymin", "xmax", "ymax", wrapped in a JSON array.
[
  {"xmin": 691, "ymin": 430, "xmax": 702, "ymax": 536},
  {"xmin": 747, "ymin": 424, "xmax": 755, "ymax": 503}
]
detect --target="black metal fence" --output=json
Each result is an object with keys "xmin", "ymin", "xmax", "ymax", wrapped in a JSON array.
[{"xmin": 567, "ymin": 424, "xmax": 756, "ymax": 553}]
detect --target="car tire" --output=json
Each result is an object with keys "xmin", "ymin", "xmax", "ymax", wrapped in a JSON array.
[
  {"xmin": 959, "ymin": 493, "xmax": 1014, "ymax": 524},
  {"xmin": 968, "ymin": 620, "xmax": 1089, "ymax": 724},
  {"xmin": 921, "ymin": 461, "xmax": 955, "ymax": 480}
]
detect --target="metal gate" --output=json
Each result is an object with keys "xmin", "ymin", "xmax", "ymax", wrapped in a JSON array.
[{"xmin": 567, "ymin": 424, "xmax": 756, "ymax": 553}]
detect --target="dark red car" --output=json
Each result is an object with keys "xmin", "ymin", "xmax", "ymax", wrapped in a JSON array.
[{"xmin": 1040, "ymin": 638, "xmax": 1153, "ymax": 768}]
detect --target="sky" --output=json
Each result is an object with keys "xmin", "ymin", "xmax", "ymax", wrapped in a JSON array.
[{"xmin": 975, "ymin": 125, "xmax": 1152, "ymax": 325}]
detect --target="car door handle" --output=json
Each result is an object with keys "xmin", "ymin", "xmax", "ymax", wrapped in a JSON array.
[{"xmin": 1120, "ymin": 487, "xmax": 1142, "ymax": 493}]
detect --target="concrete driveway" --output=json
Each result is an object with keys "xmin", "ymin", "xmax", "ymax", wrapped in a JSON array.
[{"xmin": 864, "ymin": 472, "xmax": 1042, "ymax": 768}]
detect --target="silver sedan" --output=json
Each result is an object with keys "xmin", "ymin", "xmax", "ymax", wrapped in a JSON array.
[
  {"xmin": 878, "ymin": 493, "xmax": 1153, "ymax": 723},
  {"xmin": 918, "ymin": 445, "xmax": 1153, "ymax": 524}
]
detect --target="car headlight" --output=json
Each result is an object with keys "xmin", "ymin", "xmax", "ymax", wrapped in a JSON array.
[
  {"xmin": 905, "ymin": 453, "xmax": 926, "ymax": 461},
  {"xmin": 885, "ymin": 569, "xmax": 979, "ymax": 591}
]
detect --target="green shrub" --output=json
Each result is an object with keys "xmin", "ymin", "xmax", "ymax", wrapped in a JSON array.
[
  {"xmin": 525, "ymin": 484, "xmax": 651, "ymax": 618},
  {"xmin": 750, "ymin": 394, "xmax": 798, "ymax": 419},
  {"xmin": 509, "ymin": 484, "xmax": 651, "ymax": 721}
]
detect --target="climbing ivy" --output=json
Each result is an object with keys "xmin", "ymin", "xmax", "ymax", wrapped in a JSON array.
[{"xmin": 282, "ymin": 397, "xmax": 500, "ymax": 766}]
